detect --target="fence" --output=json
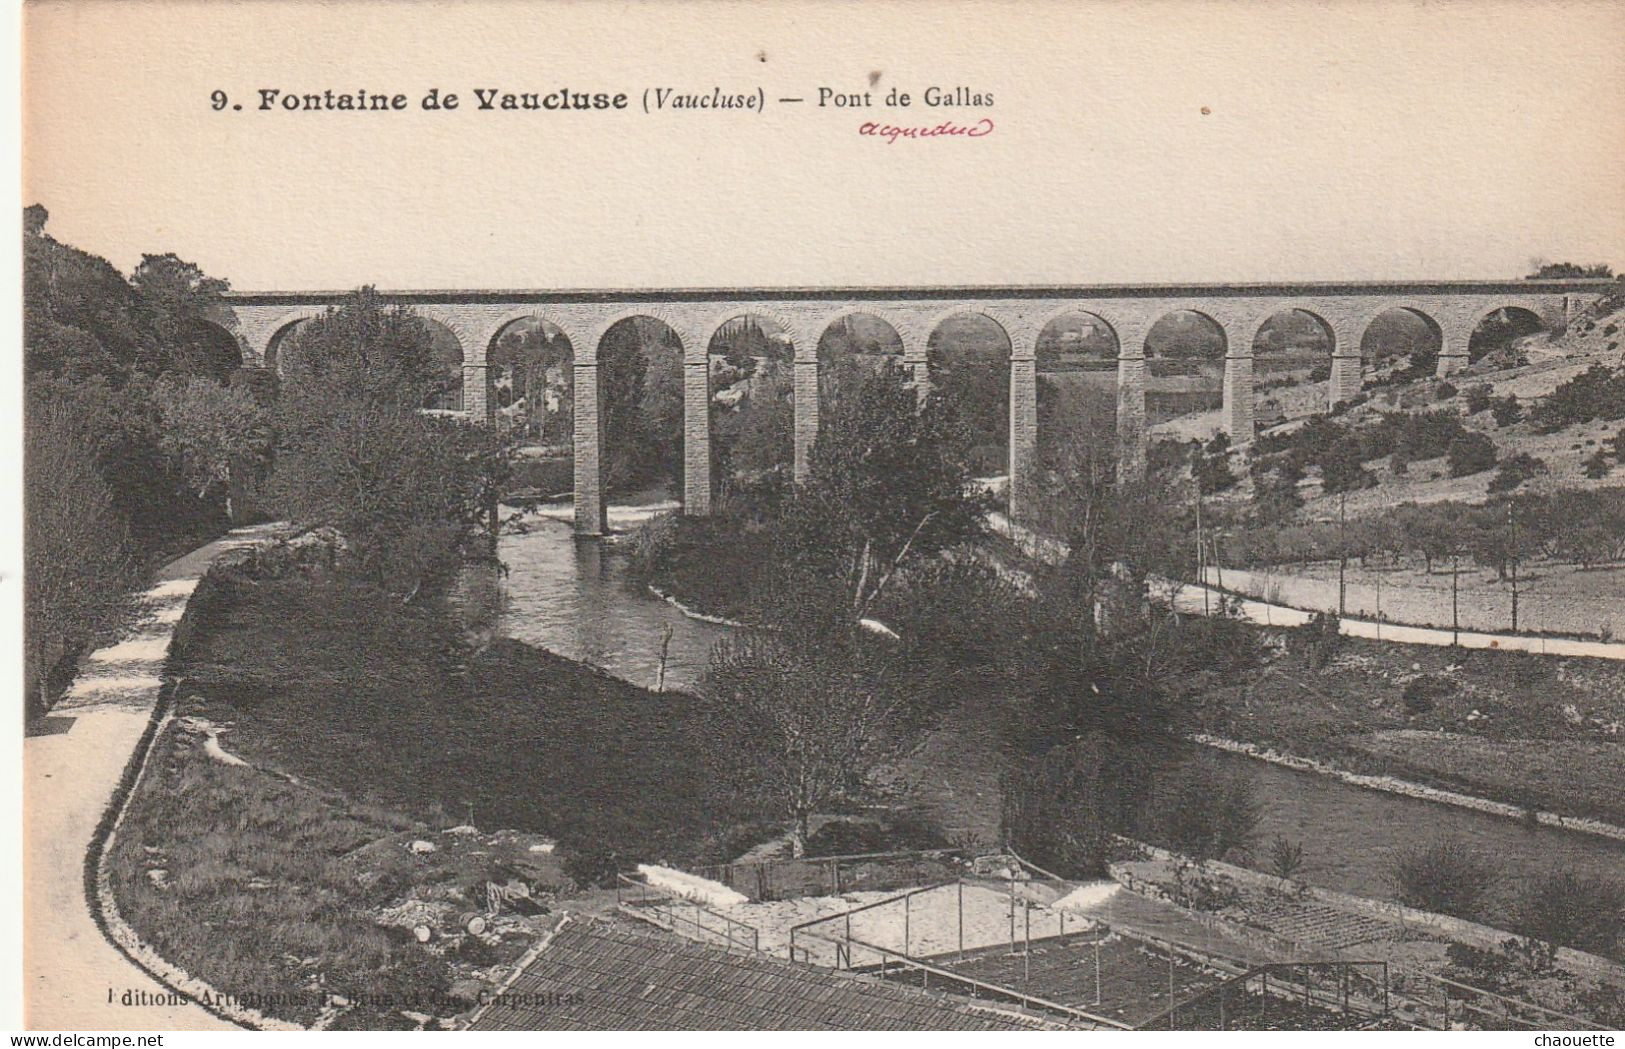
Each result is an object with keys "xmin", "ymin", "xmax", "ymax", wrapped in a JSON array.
[
  {"xmin": 688, "ymin": 847, "xmax": 967, "ymax": 902},
  {"xmin": 615, "ymin": 872, "xmax": 760, "ymax": 954},
  {"xmin": 1135, "ymin": 961, "xmax": 1393, "ymax": 1030}
]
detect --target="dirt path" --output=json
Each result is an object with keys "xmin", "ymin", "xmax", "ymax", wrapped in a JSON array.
[{"xmin": 23, "ymin": 528, "xmax": 277, "ymax": 1030}]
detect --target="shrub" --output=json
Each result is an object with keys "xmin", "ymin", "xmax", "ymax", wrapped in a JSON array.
[
  {"xmin": 1487, "ymin": 452, "xmax": 1547, "ymax": 494},
  {"xmin": 1436, "ymin": 381, "xmax": 1459, "ymax": 401},
  {"xmin": 1002, "ymin": 735, "xmax": 1147, "ymax": 878},
  {"xmin": 1446, "ymin": 432, "xmax": 1498, "ymax": 477},
  {"xmin": 1532, "ymin": 365, "xmax": 1625, "ymax": 432},
  {"xmin": 1389, "ymin": 837, "xmax": 1500, "ymax": 920},
  {"xmin": 1268, "ymin": 835, "xmax": 1306, "ymax": 882},
  {"xmin": 1402, "ymin": 674, "xmax": 1452, "ymax": 715},
  {"xmin": 1491, "ymin": 395, "xmax": 1523, "ymax": 427},
  {"xmin": 1464, "ymin": 384, "xmax": 1494, "ymax": 415},
  {"xmin": 1143, "ymin": 756, "xmax": 1260, "ymax": 863},
  {"xmin": 1515, "ymin": 874, "xmax": 1625, "ymax": 959},
  {"xmin": 1294, "ymin": 610, "xmax": 1342, "ymax": 669},
  {"xmin": 1585, "ymin": 450, "xmax": 1615, "ymax": 480}
]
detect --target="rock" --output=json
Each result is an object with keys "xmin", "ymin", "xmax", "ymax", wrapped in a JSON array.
[
  {"xmin": 445, "ymin": 824, "xmax": 478, "ymax": 835},
  {"xmin": 528, "ymin": 842, "xmax": 556, "ymax": 854},
  {"xmin": 409, "ymin": 840, "xmax": 437, "ymax": 854},
  {"xmin": 447, "ymin": 979, "xmax": 485, "ymax": 1003},
  {"xmin": 146, "ymin": 868, "xmax": 170, "ymax": 890}
]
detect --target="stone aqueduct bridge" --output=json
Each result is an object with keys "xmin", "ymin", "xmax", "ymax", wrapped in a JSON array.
[{"xmin": 218, "ymin": 282, "xmax": 1608, "ymax": 535}]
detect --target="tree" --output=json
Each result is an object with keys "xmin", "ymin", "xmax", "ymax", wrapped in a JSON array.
[
  {"xmin": 151, "ymin": 375, "xmax": 272, "ymax": 522},
  {"xmin": 1487, "ymin": 452, "xmax": 1546, "ymax": 494},
  {"xmin": 774, "ymin": 360, "xmax": 988, "ymax": 627},
  {"xmin": 129, "ymin": 253, "xmax": 238, "ymax": 379},
  {"xmin": 269, "ymin": 291, "xmax": 510, "ymax": 597},
  {"xmin": 25, "ymin": 395, "xmax": 143, "ymax": 718},
  {"xmin": 703, "ymin": 628, "xmax": 910, "ymax": 853},
  {"xmin": 1527, "ymin": 261, "xmax": 1615, "ymax": 280},
  {"xmin": 1446, "ymin": 432, "xmax": 1498, "ymax": 477}
]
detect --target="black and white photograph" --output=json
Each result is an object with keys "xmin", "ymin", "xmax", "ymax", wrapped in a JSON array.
[{"xmin": 12, "ymin": 0, "xmax": 1625, "ymax": 1036}]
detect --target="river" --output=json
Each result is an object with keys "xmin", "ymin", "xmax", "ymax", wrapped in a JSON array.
[{"xmin": 496, "ymin": 508, "xmax": 1624, "ymax": 909}]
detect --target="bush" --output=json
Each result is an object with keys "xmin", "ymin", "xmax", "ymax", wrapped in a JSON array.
[
  {"xmin": 1446, "ymin": 432, "xmax": 1498, "ymax": 477},
  {"xmin": 1389, "ymin": 837, "xmax": 1500, "ymax": 920},
  {"xmin": 1402, "ymin": 674, "xmax": 1452, "ymax": 715},
  {"xmin": 1491, "ymin": 395, "xmax": 1523, "ymax": 427},
  {"xmin": 1584, "ymin": 450, "xmax": 1614, "ymax": 480},
  {"xmin": 1002, "ymin": 735, "xmax": 1147, "ymax": 878},
  {"xmin": 1487, "ymin": 452, "xmax": 1546, "ymax": 494},
  {"xmin": 1464, "ymin": 384, "xmax": 1494, "ymax": 415},
  {"xmin": 1532, "ymin": 365, "xmax": 1625, "ymax": 432},
  {"xmin": 1515, "ymin": 874, "xmax": 1625, "ymax": 959},
  {"xmin": 1294, "ymin": 610, "xmax": 1342, "ymax": 668},
  {"xmin": 1143, "ymin": 756, "xmax": 1260, "ymax": 863},
  {"xmin": 1436, "ymin": 381, "xmax": 1459, "ymax": 401}
]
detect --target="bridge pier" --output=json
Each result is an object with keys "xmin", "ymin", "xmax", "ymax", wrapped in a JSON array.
[
  {"xmin": 1328, "ymin": 352, "xmax": 1364, "ymax": 409},
  {"xmin": 793, "ymin": 357, "xmax": 819, "ymax": 482},
  {"xmin": 1116, "ymin": 351, "xmax": 1148, "ymax": 483},
  {"xmin": 573, "ymin": 360, "xmax": 606, "ymax": 536},
  {"xmin": 1008, "ymin": 355, "xmax": 1038, "ymax": 527},
  {"xmin": 1222, "ymin": 351, "xmax": 1255, "ymax": 445},
  {"xmin": 683, "ymin": 357, "xmax": 711, "ymax": 514}
]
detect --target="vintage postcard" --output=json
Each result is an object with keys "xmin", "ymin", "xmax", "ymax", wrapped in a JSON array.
[{"xmin": 14, "ymin": 0, "xmax": 1625, "ymax": 1036}]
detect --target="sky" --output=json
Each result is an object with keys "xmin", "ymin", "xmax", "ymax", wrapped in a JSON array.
[{"xmin": 21, "ymin": 0, "xmax": 1625, "ymax": 291}]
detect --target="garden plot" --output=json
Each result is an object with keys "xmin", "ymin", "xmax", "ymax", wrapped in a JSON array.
[{"xmin": 715, "ymin": 880, "xmax": 1094, "ymax": 965}]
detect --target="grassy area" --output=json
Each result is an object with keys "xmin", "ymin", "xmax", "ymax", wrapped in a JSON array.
[
  {"xmin": 1186, "ymin": 630, "xmax": 1625, "ymax": 824},
  {"xmin": 111, "ymin": 565, "xmax": 774, "ymax": 1027},
  {"xmin": 173, "ymin": 570, "xmax": 757, "ymax": 872}
]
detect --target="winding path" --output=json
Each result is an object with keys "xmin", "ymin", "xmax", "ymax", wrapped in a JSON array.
[{"xmin": 23, "ymin": 528, "xmax": 276, "ymax": 1030}]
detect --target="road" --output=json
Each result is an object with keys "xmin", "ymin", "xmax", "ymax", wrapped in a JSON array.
[{"xmin": 23, "ymin": 528, "xmax": 276, "ymax": 1030}]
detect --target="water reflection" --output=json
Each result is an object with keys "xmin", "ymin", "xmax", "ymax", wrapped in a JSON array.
[{"xmin": 496, "ymin": 513, "xmax": 731, "ymax": 692}]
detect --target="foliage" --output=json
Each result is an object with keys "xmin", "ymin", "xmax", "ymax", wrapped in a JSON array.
[
  {"xmin": 24, "ymin": 394, "xmax": 143, "ymax": 716},
  {"xmin": 1491, "ymin": 394, "xmax": 1523, "ymax": 427},
  {"xmin": 1487, "ymin": 452, "xmax": 1546, "ymax": 494},
  {"xmin": 1194, "ymin": 433, "xmax": 1238, "ymax": 494},
  {"xmin": 1268, "ymin": 835, "xmax": 1305, "ymax": 882},
  {"xmin": 1446, "ymin": 432, "xmax": 1498, "ymax": 477},
  {"xmin": 1142, "ymin": 756, "xmax": 1260, "ymax": 863},
  {"xmin": 1389, "ymin": 837, "xmax": 1501, "ymax": 920},
  {"xmin": 1532, "ymin": 365, "xmax": 1625, "ymax": 433},
  {"xmin": 269, "ymin": 290, "xmax": 510, "ymax": 597},
  {"xmin": 1000, "ymin": 734, "xmax": 1148, "ymax": 878},
  {"xmin": 772, "ymin": 360, "xmax": 989, "ymax": 628},
  {"xmin": 1464, "ymin": 384, "xmax": 1494, "ymax": 415},
  {"xmin": 1527, "ymin": 261, "xmax": 1615, "ymax": 279},
  {"xmin": 1294, "ymin": 610, "xmax": 1342, "ymax": 669},
  {"xmin": 1514, "ymin": 873, "xmax": 1624, "ymax": 959},
  {"xmin": 703, "ymin": 628, "xmax": 919, "ymax": 850},
  {"xmin": 151, "ymin": 374, "xmax": 273, "ymax": 520},
  {"xmin": 129, "ymin": 253, "xmax": 238, "ymax": 379},
  {"xmin": 1436, "ymin": 381, "xmax": 1458, "ymax": 401},
  {"xmin": 1583, "ymin": 449, "xmax": 1614, "ymax": 480}
]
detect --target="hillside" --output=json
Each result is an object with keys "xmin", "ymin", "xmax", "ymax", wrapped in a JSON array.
[{"xmin": 1171, "ymin": 297, "xmax": 1625, "ymax": 518}]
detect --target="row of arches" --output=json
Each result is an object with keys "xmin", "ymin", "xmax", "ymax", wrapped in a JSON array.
[{"xmin": 220, "ymin": 302, "xmax": 1552, "ymax": 528}]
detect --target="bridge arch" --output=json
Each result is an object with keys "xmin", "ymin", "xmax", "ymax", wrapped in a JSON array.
[
  {"xmin": 189, "ymin": 318, "xmax": 246, "ymax": 380},
  {"xmin": 1360, "ymin": 306, "xmax": 1443, "ymax": 388},
  {"xmin": 486, "ymin": 314, "xmax": 575, "ymax": 453},
  {"xmin": 1250, "ymin": 307, "xmax": 1335, "ymax": 428},
  {"xmin": 1465, "ymin": 303, "xmax": 1548, "ymax": 366},
  {"xmin": 594, "ymin": 314, "xmax": 687, "ymax": 510},
  {"xmin": 422, "ymin": 319, "xmax": 466, "ymax": 412},
  {"xmin": 927, "ymin": 311, "xmax": 1013, "ymax": 483},
  {"xmin": 707, "ymin": 312, "xmax": 796, "ymax": 501},
  {"xmin": 262, "ymin": 310, "xmax": 323, "ymax": 376},
  {"xmin": 1145, "ymin": 309, "xmax": 1227, "ymax": 438},
  {"xmin": 815, "ymin": 310, "xmax": 909, "ymax": 418}
]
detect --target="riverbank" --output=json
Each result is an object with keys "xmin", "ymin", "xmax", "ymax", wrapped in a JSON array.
[
  {"xmin": 107, "ymin": 541, "xmax": 779, "ymax": 1027},
  {"xmin": 1183, "ymin": 630, "xmax": 1625, "ymax": 827}
]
